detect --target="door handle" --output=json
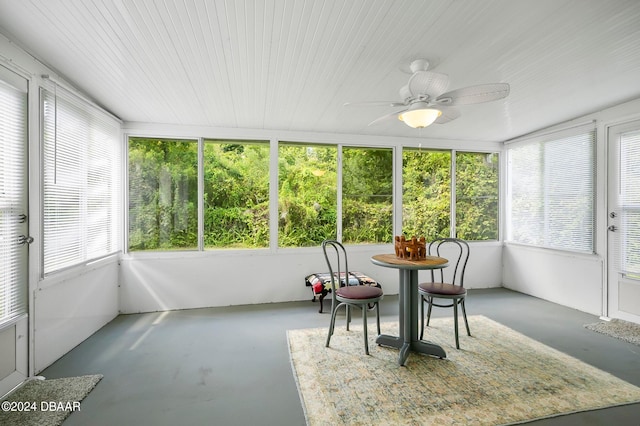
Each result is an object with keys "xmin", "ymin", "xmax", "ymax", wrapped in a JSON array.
[
  {"xmin": 608, "ymin": 225, "xmax": 617, "ymax": 232},
  {"xmin": 18, "ymin": 235, "xmax": 34, "ymax": 245}
]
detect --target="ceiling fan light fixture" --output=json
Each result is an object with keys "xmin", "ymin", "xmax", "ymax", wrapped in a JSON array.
[{"xmin": 398, "ymin": 105, "xmax": 442, "ymax": 128}]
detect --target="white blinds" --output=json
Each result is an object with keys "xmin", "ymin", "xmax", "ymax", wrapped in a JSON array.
[
  {"xmin": 619, "ymin": 130, "xmax": 640, "ymax": 276},
  {"xmin": 42, "ymin": 88, "xmax": 121, "ymax": 274},
  {"xmin": 507, "ymin": 125, "xmax": 596, "ymax": 253},
  {"xmin": 0, "ymin": 68, "xmax": 28, "ymax": 325}
]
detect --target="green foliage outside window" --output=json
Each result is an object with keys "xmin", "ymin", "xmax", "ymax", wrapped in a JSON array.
[
  {"xmin": 128, "ymin": 138, "xmax": 198, "ymax": 251},
  {"xmin": 402, "ymin": 150, "xmax": 499, "ymax": 241},
  {"xmin": 203, "ymin": 140, "xmax": 270, "ymax": 248},
  {"xmin": 456, "ymin": 152, "xmax": 499, "ymax": 240},
  {"xmin": 128, "ymin": 137, "xmax": 499, "ymax": 251},
  {"xmin": 342, "ymin": 147, "xmax": 393, "ymax": 244},
  {"xmin": 278, "ymin": 144, "xmax": 337, "ymax": 247},
  {"xmin": 402, "ymin": 149, "xmax": 452, "ymax": 240}
]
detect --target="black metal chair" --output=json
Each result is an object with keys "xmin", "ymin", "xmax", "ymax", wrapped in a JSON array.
[
  {"xmin": 418, "ymin": 237, "xmax": 471, "ymax": 349},
  {"xmin": 322, "ymin": 240, "xmax": 383, "ymax": 355}
]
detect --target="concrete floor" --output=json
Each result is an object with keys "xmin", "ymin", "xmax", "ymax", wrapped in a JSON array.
[{"xmin": 42, "ymin": 288, "xmax": 640, "ymax": 426}]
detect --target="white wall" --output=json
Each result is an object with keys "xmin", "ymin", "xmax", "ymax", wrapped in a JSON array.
[
  {"xmin": 119, "ymin": 242, "xmax": 502, "ymax": 313},
  {"xmin": 34, "ymin": 259, "xmax": 119, "ymax": 373},
  {"xmin": 502, "ymin": 244, "xmax": 603, "ymax": 315}
]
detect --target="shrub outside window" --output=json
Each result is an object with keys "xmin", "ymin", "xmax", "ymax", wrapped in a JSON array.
[
  {"xmin": 128, "ymin": 138, "xmax": 198, "ymax": 251},
  {"xmin": 456, "ymin": 152, "xmax": 499, "ymax": 240},
  {"xmin": 278, "ymin": 143, "xmax": 337, "ymax": 247},
  {"xmin": 402, "ymin": 149, "xmax": 451, "ymax": 240},
  {"xmin": 402, "ymin": 149, "xmax": 499, "ymax": 241},
  {"xmin": 342, "ymin": 147, "xmax": 393, "ymax": 244},
  {"xmin": 203, "ymin": 140, "xmax": 270, "ymax": 249},
  {"xmin": 128, "ymin": 138, "xmax": 500, "ymax": 251}
]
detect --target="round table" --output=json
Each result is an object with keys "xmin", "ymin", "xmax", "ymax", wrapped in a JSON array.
[{"xmin": 370, "ymin": 254, "xmax": 449, "ymax": 366}]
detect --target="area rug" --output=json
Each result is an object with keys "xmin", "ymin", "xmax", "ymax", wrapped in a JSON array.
[
  {"xmin": 585, "ymin": 318, "xmax": 640, "ymax": 346},
  {"xmin": 0, "ymin": 374, "xmax": 102, "ymax": 426},
  {"xmin": 287, "ymin": 316, "xmax": 640, "ymax": 425}
]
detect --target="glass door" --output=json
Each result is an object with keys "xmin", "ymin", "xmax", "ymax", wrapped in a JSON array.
[
  {"xmin": 607, "ymin": 119, "xmax": 640, "ymax": 323},
  {"xmin": 0, "ymin": 65, "xmax": 29, "ymax": 396}
]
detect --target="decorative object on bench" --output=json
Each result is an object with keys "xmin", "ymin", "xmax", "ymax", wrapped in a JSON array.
[
  {"xmin": 394, "ymin": 235, "xmax": 426, "ymax": 260},
  {"xmin": 322, "ymin": 240, "xmax": 384, "ymax": 355},
  {"xmin": 305, "ymin": 271, "xmax": 381, "ymax": 313},
  {"xmin": 419, "ymin": 237, "xmax": 471, "ymax": 349}
]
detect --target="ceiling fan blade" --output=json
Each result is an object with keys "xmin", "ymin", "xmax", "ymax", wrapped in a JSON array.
[
  {"xmin": 434, "ymin": 107, "xmax": 461, "ymax": 124},
  {"xmin": 408, "ymin": 71, "xmax": 450, "ymax": 99},
  {"xmin": 435, "ymin": 83, "xmax": 510, "ymax": 106},
  {"xmin": 368, "ymin": 108, "xmax": 408, "ymax": 126},
  {"xmin": 344, "ymin": 101, "xmax": 406, "ymax": 107}
]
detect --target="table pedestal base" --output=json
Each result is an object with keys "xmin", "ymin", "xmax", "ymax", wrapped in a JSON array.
[{"xmin": 376, "ymin": 334, "xmax": 446, "ymax": 366}]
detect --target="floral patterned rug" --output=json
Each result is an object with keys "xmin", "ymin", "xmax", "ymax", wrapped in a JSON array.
[{"xmin": 287, "ymin": 316, "xmax": 640, "ymax": 426}]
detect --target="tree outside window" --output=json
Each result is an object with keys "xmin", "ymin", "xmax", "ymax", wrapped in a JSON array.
[
  {"xmin": 203, "ymin": 140, "xmax": 270, "ymax": 248},
  {"xmin": 278, "ymin": 143, "xmax": 337, "ymax": 247},
  {"xmin": 402, "ymin": 149, "xmax": 499, "ymax": 241},
  {"xmin": 128, "ymin": 138, "xmax": 499, "ymax": 251},
  {"xmin": 402, "ymin": 149, "xmax": 451, "ymax": 240},
  {"xmin": 456, "ymin": 152, "xmax": 499, "ymax": 240},
  {"xmin": 128, "ymin": 138, "xmax": 198, "ymax": 251},
  {"xmin": 342, "ymin": 147, "xmax": 393, "ymax": 244}
]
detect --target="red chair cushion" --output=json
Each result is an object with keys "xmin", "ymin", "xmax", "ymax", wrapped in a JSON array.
[
  {"xmin": 419, "ymin": 282, "xmax": 466, "ymax": 296},
  {"xmin": 337, "ymin": 285, "xmax": 383, "ymax": 300}
]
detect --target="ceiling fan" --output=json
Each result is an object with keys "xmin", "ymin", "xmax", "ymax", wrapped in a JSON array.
[{"xmin": 345, "ymin": 59, "xmax": 510, "ymax": 128}]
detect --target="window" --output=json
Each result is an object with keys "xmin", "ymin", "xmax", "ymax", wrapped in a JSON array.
[
  {"xmin": 507, "ymin": 125, "xmax": 595, "ymax": 253},
  {"xmin": 342, "ymin": 147, "xmax": 393, "ymax": 244},
  {"xmin": 42, "ymin": 88, "xmax": 121, "ymax": 274},
  {"xmin": 128, "ymin": 138, "xmax": 198, "ymax": 251},
  {"xmin": 456, "ymin": 152, "xmax": 499, "ymax": 240},
  {"xmin": 277, "ymin": 144, "xmax": 393, "ymax": 247},
  {"xmin": 127, "ymin": 138, "xmax": 497, "ymax": 250},
  {"xmin": 402, "ymin": 149, "xmax": 499, "ymax": 241},
  {"xmin": 278, "ymin": 143, "xmax": 337, "ymax": 247},
  {"xmin": 402, "ymin": 149, "xmax": 451, "ymax": 240},
  {"xmin": 0, "ymin": 67, "xmax": 27, "ymax": 324},
  {"xmin": 203, "ymin": 140, "xmax": 270, "ymax": 248}
]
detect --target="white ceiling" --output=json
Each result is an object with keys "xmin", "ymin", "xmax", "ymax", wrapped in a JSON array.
[{"xmin": 1, "ymin": 0, "xmax": 639, "ymax": 142}]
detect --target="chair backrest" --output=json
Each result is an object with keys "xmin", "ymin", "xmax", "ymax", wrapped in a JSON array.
[
  {"xmin": 321, "ymin": 240, "xmax": 349, "ymax": 297},
  {"xmin": 428, "ymin": 238, "xmax": 470, "ymax": 287}
]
